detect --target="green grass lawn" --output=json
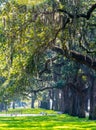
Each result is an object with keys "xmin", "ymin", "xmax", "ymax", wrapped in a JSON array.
[
  {"xmin": 0, "ymin": 108, "xmax": 57, "ymax": 114},
  {"xmin": 0, "ymin": 109, "xmax": 96, "ymax": 130}
]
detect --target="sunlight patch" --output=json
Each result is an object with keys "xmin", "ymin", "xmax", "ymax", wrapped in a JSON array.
[
  {"xmin": 54, "ymin": 126, "xmax": 70, "ymax": 129},
  {"xmin": 0, "ymin": 124, "xmax": 8, "ymax": 127},
  {"xmin": 16, "ymin": 0, "xmax": 45, "ymax": 5}
]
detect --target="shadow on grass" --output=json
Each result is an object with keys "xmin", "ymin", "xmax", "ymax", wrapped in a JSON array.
[{"xmin": 0, "ymin": 115, "xmax": 96, "ymax": 129}]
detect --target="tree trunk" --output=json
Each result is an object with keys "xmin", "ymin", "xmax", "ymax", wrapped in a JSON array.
[
  {"xmin": 63, "ymin": 86, "xmax": 73, "ymax": 114},
  {"xmin": 59, "ymin": 89, "xmax": 64, "ymax": 112},
  {"xmin": 71, "ymin": 91, "xmax": 79, "ymax": 116},
  {"xmin": 78, "ymin": 93, "xmax": 85, "ymax": 118},
  {"xmin": 31, "ymin": 93, "xmax": 36, "ymax": 108},
  {"xmin": 12, "ymin": 101, "xmax": 15, "ymax": 109},
  {"xmin": 89, "ymin": 77, "xmax": 96, "ymax": 120},
  {"xmin": 0, "ymin": 102, "xmax": 5, "ymax": 111},
  {"xmin": 51, "ymin": 89, "xmax": 55, "ymax": 110}
]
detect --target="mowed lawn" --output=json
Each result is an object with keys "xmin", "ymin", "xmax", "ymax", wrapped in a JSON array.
[{"xmin": 0, "ymin": 109, "xmax": 96, "ymax": 130}]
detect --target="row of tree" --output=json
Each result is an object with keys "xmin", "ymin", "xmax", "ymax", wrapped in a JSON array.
[{"xmin": 0, "ymin": 0, "xmax": 96, "ymax": 119}]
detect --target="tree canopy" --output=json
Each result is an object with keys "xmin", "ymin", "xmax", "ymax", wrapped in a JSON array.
[{"xmin": 0, "ymin": 0, "xmax": 96, "ymax": 98}]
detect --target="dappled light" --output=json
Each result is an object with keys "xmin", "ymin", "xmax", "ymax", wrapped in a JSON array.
[{"xmin": 0, "ymin": 114, "xmax": 96, "ymax": 129}]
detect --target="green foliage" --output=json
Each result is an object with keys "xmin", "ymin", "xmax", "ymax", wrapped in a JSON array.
[
  {"xmin": 82, "ymin": 75, "xmax": 87, "ymax": 82},
  {"xmin": 55, "ymin": 80, "xmax": 66, "ymax": 88},
  {"xmin": 15, "ymin": 0, "xmax": 46, "ymax": 5},
  {"xmin": 0, "ymin": 0, "xmax": 96, "ymax": 100}
]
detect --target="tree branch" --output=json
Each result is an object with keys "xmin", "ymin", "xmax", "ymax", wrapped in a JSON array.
[
  {"xmin": 57, "ymin": 3, "xmax": 96, "ymax": 20},
  {"xmin": 39, "ymin": 56, "xmax": 57, "ymax": 75},
  {"xmin": 52, "ymin": 46, "xmax": 96, "ymax": 70},
  {"xmin": 33, "ymin": 86, "xmax": 56, "ymax": 93},
  {"xmin": 24, "ymin": 86, "xmax": 56, "ymax": 96},
  {"xmin": 70, "ymin": 50, "xmax": 95, "ymax": 69}
]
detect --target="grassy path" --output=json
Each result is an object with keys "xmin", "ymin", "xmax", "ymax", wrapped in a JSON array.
[{"xmin": 0, "ymin": 109, "xmax": 96, "ymax": 129}]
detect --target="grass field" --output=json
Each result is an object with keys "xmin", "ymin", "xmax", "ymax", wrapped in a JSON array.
[
  {"xmin": 0, "ymin": 108, "xmax": 96, "ymax": 130},
  {"xmin": 0, "ymin": 108, "xmax": 56, "ymax": 114}
]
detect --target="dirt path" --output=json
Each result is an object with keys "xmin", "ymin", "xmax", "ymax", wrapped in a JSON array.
[{"xmin": 0, "ymin": 113, "xmax": 56, "ymax": 117}]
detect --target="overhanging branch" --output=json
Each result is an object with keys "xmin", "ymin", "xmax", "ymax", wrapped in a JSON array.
[
  {"xmin": 52, "ymin": 46, "xmax": 96, "ymax": 70},
  {"xmin": 57, "ymin": 3, "xmax": 96, "ymax": 20}
]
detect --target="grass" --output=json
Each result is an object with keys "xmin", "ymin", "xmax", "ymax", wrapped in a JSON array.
[
  {"xmin": 0, "ymin": 108, "xmax": 96, "ymax": 129},
  {"xmin": 0, "ymin": 108, "xmax": 57, "ymax": 114}
]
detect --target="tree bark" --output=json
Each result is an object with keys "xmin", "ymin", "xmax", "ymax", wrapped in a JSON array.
[
  {"xmin": 77, "ymin": 93, "xmax": 85, "ymax": 118},
  {"xmin": 89, "ymin": 77, "xmax": 96, "ymax": 120},
  {"xmin": 31, "ymin": 93, "xmax": 36, "ymax": 108}
]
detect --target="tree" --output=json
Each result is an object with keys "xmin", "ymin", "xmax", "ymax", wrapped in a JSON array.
[{"xmin": 0, "ymin": 0, "xmax": 96, "ymax": 119}]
